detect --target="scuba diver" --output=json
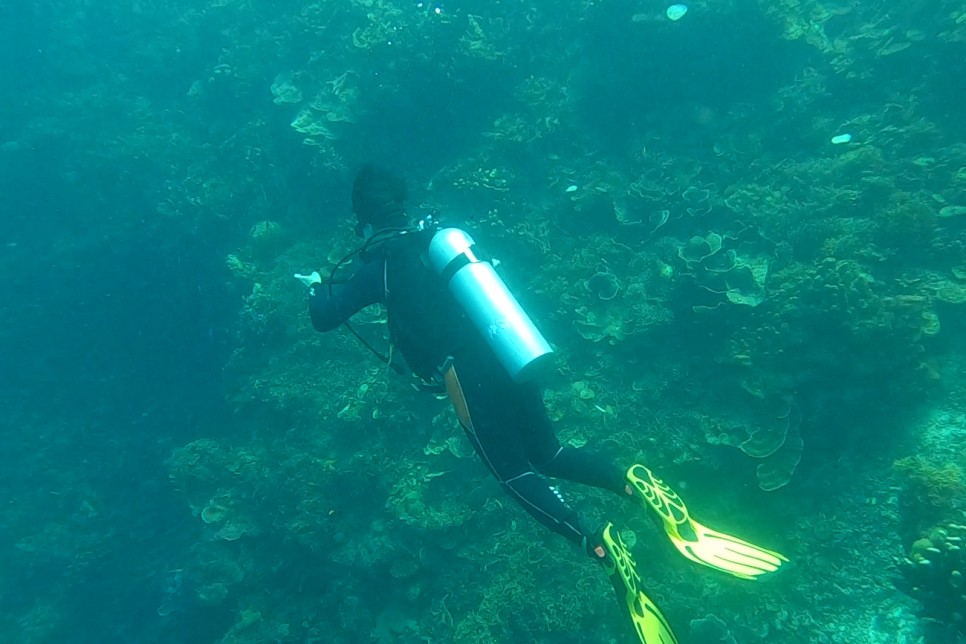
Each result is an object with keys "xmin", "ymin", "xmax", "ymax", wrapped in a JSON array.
[{"xmin": 295, "ymin": 164, "xmax": 787, "ymax": 643}]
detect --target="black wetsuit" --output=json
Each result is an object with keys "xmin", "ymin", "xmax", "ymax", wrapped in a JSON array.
[{"xmin": 309, "ymin": 229, "xmax": 626, "ymax": 553}]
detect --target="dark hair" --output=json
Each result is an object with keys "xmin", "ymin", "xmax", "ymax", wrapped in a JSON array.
[{"xmin": 351, "ymin": 164, "xmax": 407, "ymax": 231}]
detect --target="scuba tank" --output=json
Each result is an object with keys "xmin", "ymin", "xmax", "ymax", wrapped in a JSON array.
[{"xmin": 428, "ymin": 227, "xmax": 553, "ymax": 382}]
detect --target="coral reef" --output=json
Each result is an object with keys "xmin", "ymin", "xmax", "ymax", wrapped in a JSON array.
[
  {"xmin": 8, "ymin": 0, "xmax": 966, "ymax": 641},
  {"xmin": 898, "ymin": 521, "xmax": 966, "ymax": 641},
  {"xmin": 894, "ymin": 456, "xmax": 966, "ymax": 540}
]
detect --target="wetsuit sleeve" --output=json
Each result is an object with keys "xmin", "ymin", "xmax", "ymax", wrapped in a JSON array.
[{"xmin": 308, "ymin": 259, "xmax": 385, "ymax": 332}]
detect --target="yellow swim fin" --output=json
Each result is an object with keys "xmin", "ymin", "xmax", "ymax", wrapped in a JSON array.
[
  {"xmin": 601, "ymin": 522, "xmax": 680, "ymax": 644},
  {"xmin": 625, "ymin": 464, "xmax": 788, "ymax": 580}
]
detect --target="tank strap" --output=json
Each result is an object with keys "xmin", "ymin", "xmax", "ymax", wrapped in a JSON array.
[
  {"xmin": 438, "ymin": 242, "xmax": 495, "ymax": 283},
  {"xmin": 438, "ymin": 249, "xmax": 473, "ymax": 283}
]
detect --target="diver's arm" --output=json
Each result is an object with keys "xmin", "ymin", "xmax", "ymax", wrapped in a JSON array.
[{"xmin": 308, "ymin": 259, "xmax": 385, "ymax": 332}]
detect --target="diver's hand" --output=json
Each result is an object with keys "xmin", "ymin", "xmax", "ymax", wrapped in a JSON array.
[{"xmin": 294, "ymin": 271, "xmax": 322, "ymax": 288}]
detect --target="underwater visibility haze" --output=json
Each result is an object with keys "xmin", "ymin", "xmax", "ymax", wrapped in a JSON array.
[{"xmin": 2, "ymin": 0, "xmax": 966, "ymax": 642}]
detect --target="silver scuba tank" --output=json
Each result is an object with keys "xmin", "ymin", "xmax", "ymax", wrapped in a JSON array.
[{"xmin": 428, "ymin": 227, "xmax": 553, "ymax": 382}]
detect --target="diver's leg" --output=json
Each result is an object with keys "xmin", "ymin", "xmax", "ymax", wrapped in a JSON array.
[
  {"xmin": 444, "ymin": 363, "xmax": 679, "ymax": 643},
  {"xmin": 444, "ymin": 362, "xmax": 605, "ymax": 557},
  {"xmin": 535, "ymin": 446, "xmax": 628, "ymax": 495},
  {"xmin": 519, "ymin": 394, "xmax": 627, "ymax": 495}
]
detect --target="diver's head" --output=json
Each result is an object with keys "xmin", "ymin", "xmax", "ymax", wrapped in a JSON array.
[{"xmin": 351, "ymin": 164, "xmax": 408, "ymax": 238}]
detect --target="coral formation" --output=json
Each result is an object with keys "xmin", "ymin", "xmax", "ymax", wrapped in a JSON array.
[
  {"xmin": 898, "ymin": 522, "xmax": 966, "ymax": 641},
  {"xmin": 10, "ymin": 0, "xmax": 966, "ymax": 641}
]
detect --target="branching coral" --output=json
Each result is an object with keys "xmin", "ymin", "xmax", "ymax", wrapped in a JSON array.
[{"xmin": 459, "ymin": 14, "xmax": 505, "ymax": 61}]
